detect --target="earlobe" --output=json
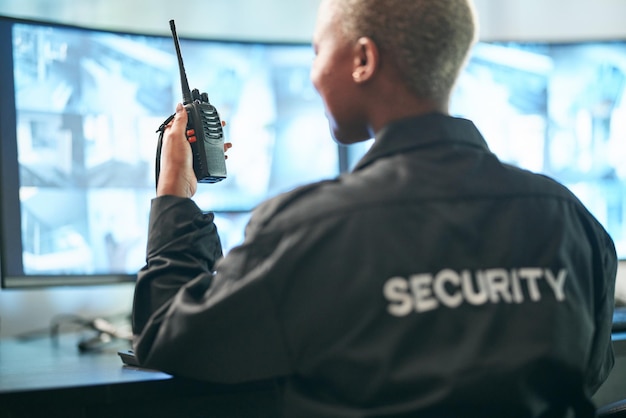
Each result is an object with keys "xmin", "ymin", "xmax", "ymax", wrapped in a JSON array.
[{"xmin": 352, "ymin": 37, "xmax": 379, "ymax": 83}]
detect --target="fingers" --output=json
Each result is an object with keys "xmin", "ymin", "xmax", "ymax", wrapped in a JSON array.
[
  {"xmin": 224, "ymin": 142, "xmax": 232, "ymax": 159},
  {"xmin": 222, "ymin": 120, "xmax": 231, "ymax": 158}
]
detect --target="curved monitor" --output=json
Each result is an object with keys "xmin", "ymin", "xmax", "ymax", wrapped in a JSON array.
[{"xmin": 0, "ymin": 16, "xmax": 340, "ymax": 288}]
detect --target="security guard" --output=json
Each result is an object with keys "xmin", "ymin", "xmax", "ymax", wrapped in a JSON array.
[{"xmin": 131, "ymin": 0, "xmax": 617, "ymax": 416}]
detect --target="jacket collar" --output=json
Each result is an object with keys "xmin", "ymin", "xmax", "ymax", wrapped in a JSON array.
[{"xmin": 353, "ymin": 113, "xmax": 491, "ymax": 172}]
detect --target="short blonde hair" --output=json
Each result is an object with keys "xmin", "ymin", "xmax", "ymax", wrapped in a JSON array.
[{"xmin": 336, "ymin": 0, "xmax": 478, "ymax": 101}]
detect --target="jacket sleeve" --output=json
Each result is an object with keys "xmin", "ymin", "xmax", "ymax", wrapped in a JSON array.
[
  {"xmin": 131, "ymin": 195, "xmax": 292, "ymax": 383},
  {"xmin": 585, "ymin": 226, "xmax": 618, "ymax": 394}
]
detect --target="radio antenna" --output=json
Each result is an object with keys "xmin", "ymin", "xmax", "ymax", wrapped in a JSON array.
[{"xmin": 169, "ymin": 19, "xmax": 193, "ymax": 105}]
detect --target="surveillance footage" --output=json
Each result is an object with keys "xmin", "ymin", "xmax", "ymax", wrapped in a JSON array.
[{"xmin": 11, "ymin": 22, "xmax": 338, "ymax": 275}]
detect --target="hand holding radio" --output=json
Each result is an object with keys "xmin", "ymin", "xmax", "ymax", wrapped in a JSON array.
[
  {"xmin": 156, "ymin": 103, "xmax": 197, "ymax": 198},
  {"xmin": 157, "ymin": 104, "xmax": 232, "ymax": 198},
  {"xmin": 155, "ymin": 19, "xmax": 228, "ymax": 196}
]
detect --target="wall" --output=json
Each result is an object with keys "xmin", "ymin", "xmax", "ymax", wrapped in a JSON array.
[
  {"xmin": 474, "ymin": 0, "xmax": 626, "ymax": 41},
  {"xmin": 2, "ymin": 0, "xmax": 626, "ymax": 42},
  {"xmin": 0, "ymin": 0, "xmax": 624, "ymax": 405},
  {"xmin": 0, "ymin": 0, "xmax": 321, "ymax": 42}
]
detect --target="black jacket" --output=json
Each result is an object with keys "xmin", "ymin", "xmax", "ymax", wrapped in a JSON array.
[{"xmin": 132, "ymin": 113, "xmax": 617, "ymax": 417}]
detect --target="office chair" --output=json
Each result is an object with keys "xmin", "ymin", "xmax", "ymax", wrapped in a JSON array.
[{"xmin": 598, "ymin": 399, "xmax": 626, "ymax": 417}]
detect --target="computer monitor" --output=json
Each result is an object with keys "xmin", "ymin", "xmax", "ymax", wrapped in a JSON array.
[{"xmin": 0, "ymin": 16, "xmax": 340, "ymax": 288}]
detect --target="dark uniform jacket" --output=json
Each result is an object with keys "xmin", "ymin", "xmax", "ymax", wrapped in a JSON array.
[{"xmin": 132, "ymin": 113, "xmax": 617, "ymax": 418}]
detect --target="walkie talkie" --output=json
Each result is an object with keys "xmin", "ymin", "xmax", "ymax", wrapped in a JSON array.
[{"xmin": 156, "ymin": 19, "xmax": 227, "ymax": 184}]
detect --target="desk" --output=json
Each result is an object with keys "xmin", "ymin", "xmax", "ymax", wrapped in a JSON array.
[
  {"xmin": 0, "ymin": 334, "xmax": 280, "ymax": 418},
  {"xmin": 2, "ymin": 333, "xmax": 625, "ymax": 417}
]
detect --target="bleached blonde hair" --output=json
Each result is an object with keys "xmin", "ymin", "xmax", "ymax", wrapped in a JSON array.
[{"xmin": 336, "ymin": 0, "xmax": 478, "ymax": 101}]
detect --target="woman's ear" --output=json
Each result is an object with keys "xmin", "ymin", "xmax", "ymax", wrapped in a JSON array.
[{"xmin": 351, "ymin": 37, "xmax": 379, "ymax": 83}]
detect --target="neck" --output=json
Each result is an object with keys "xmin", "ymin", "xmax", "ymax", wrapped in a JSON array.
[{"xmin": 366, "ymin": 91, "xmax": 449, "ymax": 137}]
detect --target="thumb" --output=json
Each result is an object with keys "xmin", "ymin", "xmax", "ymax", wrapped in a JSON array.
[{"xmin": 171, "ymin": 102, "xmax": 188, "ymax": 129}]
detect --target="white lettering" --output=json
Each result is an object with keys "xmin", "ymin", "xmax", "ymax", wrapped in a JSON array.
[
  {"xmin": 544, "ymin": 269, "xmax": 567, "ymax": 301},
  {"xmin": 510, "ymin": 269, "xmax": 523, "ymax": 303},
  {"xmin": 433, "ymin": 269, "xmax": 463, "ymax": 308},
  {"xmin": 461, "ymin": 269, "xmax": 488, "ymax": 305},
  {"xmin": 383, "ymin": 277, "xmax": 413, "ymax": 317},
  {"xmin": 410, "ymin": 274, "xmax": 438, "ymax": 312},
  {"xmin": 519, "ymin": 268, "xmax": 543, "ymax": 301},
  {"xmin": 484, "ymin": 268, "xmax": 513, "ymax": 303},
  {"xmin": 383, "ymin": 267, "xmax": 569, "ymax": 315}
]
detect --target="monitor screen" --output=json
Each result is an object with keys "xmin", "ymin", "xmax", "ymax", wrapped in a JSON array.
[{"xmin": 0, "ymin": 16, "xmax": 339, "ymax": 288}]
